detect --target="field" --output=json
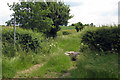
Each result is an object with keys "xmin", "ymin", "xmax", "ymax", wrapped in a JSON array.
[{"xmin": 2, "ymin": 26, "xmax": 119, "ymax": 79}]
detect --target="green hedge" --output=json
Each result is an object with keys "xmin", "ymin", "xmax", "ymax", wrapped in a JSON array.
[
  {"xmin": 81, "ymin": 27, "xmax": 120, "ymax": 53},
  {"xmin": 2, "ymin": 27, "xmax": 44, "ymax": 56}
]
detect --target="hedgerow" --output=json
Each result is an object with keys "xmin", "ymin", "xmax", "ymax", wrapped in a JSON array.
[
  {"xmin": 80, "ymin": 27, "xmax": 120, "ymax": 53},
  {"xmin": 2, "ymin": 27, "xmax": 44, "ymax": 56}
]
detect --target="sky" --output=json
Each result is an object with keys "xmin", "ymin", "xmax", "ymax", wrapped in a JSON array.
[{"xmin": 0, "ymin": 0, "xmax": 119, "ymax": 26}]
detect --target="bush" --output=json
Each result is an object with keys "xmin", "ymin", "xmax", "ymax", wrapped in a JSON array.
[
  {"xmin": 81, "ymin": 27, "xmax": 120, "ymax": 53},
  {"xmin": 79, "ymin": 43, "xmax": 89, "ymax": 52},
  {"xmin": 2, "ymin": 43, "xmax": 16, "ymax": 57},
  {"xmin": 2, "ymin": 27, "xmax": 44, "ymax": 54},
  {"xmin": 62, "ymin": 31, "xmax": 71, "ymax": 35}
]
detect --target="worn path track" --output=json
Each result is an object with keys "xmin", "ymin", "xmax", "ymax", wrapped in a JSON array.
[
  {"xmin": 60, "ymin": 63, "xmax": 77, "ymax": 78},
  {"xmin": 15, "ymin": 63, "xmax": 44, "ymax": 78}
]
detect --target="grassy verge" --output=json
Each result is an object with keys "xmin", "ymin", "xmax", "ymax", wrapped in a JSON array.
[
  {"xmin": 2, "ymin": 51, "xmax": 49, "ymax": 78},
  {"xmin": 68, "ymin": 51, "xmax": 119, "ymax": 78}
]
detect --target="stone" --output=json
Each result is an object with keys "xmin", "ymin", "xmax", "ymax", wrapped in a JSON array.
[{"xmin": 64, "ymin": 51, "xmax": 80, "ymax": 61}]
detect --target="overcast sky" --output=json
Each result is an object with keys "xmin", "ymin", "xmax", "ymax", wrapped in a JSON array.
[{"xmin": 0, "ymin": 0, "xmax": 119, "ymax": 26}]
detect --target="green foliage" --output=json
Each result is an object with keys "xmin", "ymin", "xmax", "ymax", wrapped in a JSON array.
[
  {"xmin": 44, "ymin": 54, "xmax": 71, "ymax": 72},
  {"xmin": 57, "ymin": 26, "xmax": 76, "ymax": 36},
  {"xmin": 7, "ymin": 1, "xmax": 72, "ymax": 37},
  {"xmin": 2, "ymin": 27, "xmax": 43, "ymax": 54},
  {"xmin": 62, "ymin": 31, "xmax": 71, "ymax": 35},
  {"xmin": 79, "ymin": 43, "xmax": 89, "ymax": 52},
  {"xmin": 2, "ymin": 57, "xmax": 16, "ymax": 78},
  {"xmin": 60, "ymin": 26, "xmax": 75, "ymax": 30},
  {"xmin": 2, "ymin": 43, "xmax": 16, "ymax": 57},
  {"xmin": 28, "ymin": 53, "xmax": 71, "ymax": 77},
  {"xmin": 2, "ymin": 50, "xmax": 49, "ymax": 78},
  {"xmin": 2, "ymin": 25, "xmax": 119, "ymax": 78},
  {"xmin": 56, "ymin": 33, "xmax": 80, "ymax": 51},
  {"xmin": 81, "ymin": 27, "xmax": 120, "ymax": 53},
  {"xmin": 7, "ymin": 2, "xmax": 53, "ymax": 32},
  {"xmin": 12, "ymin": 31, "xmax": 80, "ymax": 78},
  {"xmin": 72, "ymin": 22, "xmax": 84, "ymax": 32},
  {"xmin": 69, "ymin": 51, "xmax": 118, "ymax": 78}
]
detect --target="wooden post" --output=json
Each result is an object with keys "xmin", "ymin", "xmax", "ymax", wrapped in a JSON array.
[{"xmin": 14, "ymin": 14, "xmax": 16, "ymax": 48}]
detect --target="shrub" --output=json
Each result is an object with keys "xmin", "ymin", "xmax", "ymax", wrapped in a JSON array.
[
  {"xmin": 62, "ymin": 31, "xmax": 71, "ymax": 35},
  {"xmin": 81, "ymin": 27, "xmax": 120, "ymax": 53},
  {"xmin": 2, "ymin": 27, "xmax": 44, "ymax": 54},
  {"xmin": 2, "ymin": 43, "xmax": 16, "ymax": 57},
  {"xmin": 79, "ymin": 43, "xmax": 89, "ymax": 52}
]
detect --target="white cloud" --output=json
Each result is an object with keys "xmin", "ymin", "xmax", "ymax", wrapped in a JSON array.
[
  {"xmin": 0, "ymin": 0, "xmax": 19, "ymax": 25},
  {"xmin": 68, "ymin": 0, "xmax": 118, "ymax": 26},
  {"xmin": 0, "ymin": 0, "xmax": 119, "ymax": 26}
]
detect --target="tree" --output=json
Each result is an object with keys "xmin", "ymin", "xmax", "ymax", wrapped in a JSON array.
[
  {"xmin": 44, "ymin": 2, "xmax": 72, "ymax": 37},
  {"xmin": 78, "ymin": 22, "xmax": 83, "ymax": 31},
  {"xmin": 90, "ymin": 23, "xmax": 94, "ymax": 27},
  {"xmin": 6, "ymin": 1, "xmax": 72, "ymax": 37},
  {"xmin": 74, "ymin": 22, "xmax": 84, "ymax": 32},
  {"xmin": 7, "ymin": 2, "xmax": 53, "ymax": 33},
  {"xmin": 5, "ymin": 19, "xmax": 14, "ymax": 26},
  {"xmin": 71, "ymin": 24, "xmax": 75, "ymax": 26},
  {"xmin": 75, "ymin": 26, "xmax": 79, "ymax": 32},
  {"xmin": 84, "ymin": 24, "xmax": 89, "ymax": 26}
]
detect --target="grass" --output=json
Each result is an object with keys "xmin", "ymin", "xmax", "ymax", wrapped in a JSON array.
[
  {"xmin": 2, "ymin": 50, "xmax": 50, "ymax": 78},
  {"xmin": 2, "ymin": 26, "xmax": 119, "ymax": 79},
  {"xmin": 56, "ymin": 34, "xmax": 80, "ymax": 51},
  {"xmin": 68, "ymin": 51, "xmax": 119, "ymax": 78},
  {"xmin": 57, "ymin": 26, "xmax": 77, "ymax": 36},
  {"xmin": 28, "ymin": 53, "xmax": 72, "ymax": 78},
  {"xmin": 60, "ymin": 26, "xmax": 75, "ymax": 30},
  {"xmin": 14, "ymin": 32, "xmax": 80, "ymax": 78}
]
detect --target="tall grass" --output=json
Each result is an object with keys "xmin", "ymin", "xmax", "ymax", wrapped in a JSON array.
[
  {"xmin": 2, "ymin": 50, "xmax": 50, "ymax": 78},
  {"xmin": 68, "ymin": 51, "xmax": 119, "ymax": 78},
  {"xmin": 27, "ymin": 53, "xmax": 72, "ymax": 78},
  {"xmin": 2, "ymin": 27, "xmax": 47, "ymax": 78},
  {"xmin": 2, "ymin": 26, "xmax": 119, "ymax": 78},
  {"xmin": 13, "ymin": 31, "xmax": 80, "ymax": 78},
  {"xmin": 56, "ymin": 32, "xmax": 80, "ymax": 52}
]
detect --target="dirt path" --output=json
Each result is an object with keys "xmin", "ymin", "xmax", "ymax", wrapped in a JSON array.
[
  {"xmin": 15, "ymin": 63, "xmax": 44, "ymax": 78},
  {"xmin": 60, "ymin": 66, "xmax": 77, "ymax": 78}
]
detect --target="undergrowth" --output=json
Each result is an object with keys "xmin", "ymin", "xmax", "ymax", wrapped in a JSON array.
[{"xmin": 2, "ymin": 26, "xmax": 119, "ymax": 79}]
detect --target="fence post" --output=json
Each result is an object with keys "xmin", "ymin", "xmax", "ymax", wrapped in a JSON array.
[{"xmin": 14, "ymin": 14, "xmax": 16, "ymax": 48}]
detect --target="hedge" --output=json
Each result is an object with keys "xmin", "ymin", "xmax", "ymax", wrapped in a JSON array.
[
  {"xmin": 2, "ymin": 27, "xmax": 44, "ymax": 56},
  {"xmin": 81, "ymin": 27, "xmax": 120, "ymax": 53}
]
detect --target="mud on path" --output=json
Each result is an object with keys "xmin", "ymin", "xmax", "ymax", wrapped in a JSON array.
[{"xmin": 15, "ymin": 63, "xmax": 44, "ymax": 78}]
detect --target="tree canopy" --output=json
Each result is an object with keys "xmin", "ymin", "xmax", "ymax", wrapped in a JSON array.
[
  {"xmin": 71, "ymin": 22, "xmax": 84, "ymax": 32},
  {"xmin": 6, "ymin": 0, "xmax": 72, "ymax": 37}
]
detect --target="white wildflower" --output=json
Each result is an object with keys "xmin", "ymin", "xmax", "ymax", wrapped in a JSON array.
[{"xmin": 96, "ymin": 54, "xmax": 98, "ymax": 55}]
